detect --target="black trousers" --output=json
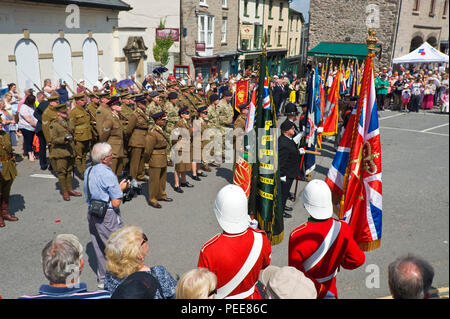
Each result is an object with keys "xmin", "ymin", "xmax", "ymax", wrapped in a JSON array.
[
  {"xmin": 36, "ymin": 131, "xmax": 48, "ymax": 169},
  {"xmin": 281, "ymin": 177, "xmax": 295, "ymax": 209}
]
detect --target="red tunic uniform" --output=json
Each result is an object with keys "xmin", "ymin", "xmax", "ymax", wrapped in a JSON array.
[
  {"xmin": 198, "ymin": 227, "xmax": 271, "ymax": 299},
  {"xmin": 289, "ymin": 218, "xmax": 365, "ymax": 298}
]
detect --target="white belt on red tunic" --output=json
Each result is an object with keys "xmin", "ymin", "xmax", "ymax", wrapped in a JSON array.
[
  {"xmin": 216, "ymin": 231, "xmax": 263, "ymax": 299},
  {"xmin": 303, "ymin": 220, "xmax": 341, "ymax": 281}
]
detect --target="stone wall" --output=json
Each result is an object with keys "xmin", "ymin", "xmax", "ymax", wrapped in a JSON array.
[{"xmin": 309, "ymin": 0, "xmax": 400, "ymax": 68}]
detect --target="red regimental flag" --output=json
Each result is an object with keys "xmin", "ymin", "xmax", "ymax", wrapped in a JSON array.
[{"xmin": 235, "ymin": 80, "xmax": 249, "ymax": 112}]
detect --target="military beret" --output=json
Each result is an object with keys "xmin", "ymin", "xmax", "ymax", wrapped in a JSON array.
[
  {"xmin": 223, "ymin": 90, "xmax": 233, "ymax": 97},
  {"xmin": 197, "ymin": 105, "xmax": 208, "ymax": 113},
  {"xmin": 209, "ymin": 94, "xmax": 219, "ymax": 103},
  {"xmin": 135, "ymin": 95, "xmax": 146, "ymax": 104},
  {"xmin": 238, "ymin": 102, "xmax": 249, "ymax": 110},
  {"xmin": 280, "ymin": 120, "xmax": 294, "ymax": 132},
  {"xmin": 179, "ymin": 106, "xmax": 189, "ymax": 115},
  {"xmin": 149, "ymin": 91, "xmax": 160, "ymax": 98},
  {"xmin": 107, "ymin": 96, "xmax": 121, "ymax": 106},
  {"xmin": 47, "ymin": 94, "xmax": 59, "ymax": 102},
  {"xmin": 151, "ymin": 111, "xmax": 167, "ymax": 120},
  {"xmin": 54, "ymin": 103, "xmax": 68, "ymax": 113},
  {"xmin": 72, "ymin": 93, "xmax": 85, "ymax": 100},
  {"xmin": 168, "ymin": 92, "xmax": 178, "ymax": 100}
]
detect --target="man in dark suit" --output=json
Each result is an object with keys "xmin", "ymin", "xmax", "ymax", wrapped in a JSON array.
[
  {"xmin": 271, "ymin": 78, "xmax": 284, "ymax": 116},
  {"xmin": 278, "ymin": 120, "xmax": 304, "ymax": 218}
]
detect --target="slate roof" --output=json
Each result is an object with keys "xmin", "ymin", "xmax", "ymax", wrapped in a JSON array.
[{"xmin": 22, "ymin": 0, "xmax": 132, "ymax": 11}]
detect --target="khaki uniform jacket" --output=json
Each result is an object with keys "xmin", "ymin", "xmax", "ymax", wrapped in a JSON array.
[
  {"xmin": 172, "ymin": 118, "xmax": 193, "ymax": 162},
  {"xmin": 100, "ymin": 113, "xmax": 126, "ymax": 158},
  {"xmin": 48, "ymin": 118, "xmax": 75, "ymax": 159},
  {"xmin": 42, "ymin": 107, "xmax": 58, "ymax": 142},
  {"xmin": 0, "ymin": 131, "xmax": 17, "ymax": 181},
  {"xmin": 164, "ymin": 101, "xmax": 179, "ymax": 133},
  {"xmin": 144, "ymin": 125, "xmax": 168, "ymax": 168},
  {"xmin": 126, "ymin": 108, "xmax": 149, "ymax": 148},
  {"xmin": 69, "ymin": 105, "xmax": 92, "ymax": 142},
  {"xmin": 217, "ymin": 99, "xmax": 234, "ymax": 126},
  {"xmin": 234, "ymin": 114, "xmax": 246, "ymax": 131},
  {"xmin": 96, "ymin": 103, "xmax": 112, "ymax": 138},
  {"xmin": 207, "ymin": 105, "xmax": 220, "ymax": 128}
]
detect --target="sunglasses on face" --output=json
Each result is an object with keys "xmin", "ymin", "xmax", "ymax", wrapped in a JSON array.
[{"xmin": 141, "ymin": 233, "xmax": 148, "ymax": 246}]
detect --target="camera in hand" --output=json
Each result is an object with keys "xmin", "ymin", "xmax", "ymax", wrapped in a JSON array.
[{"xmin": 118, "ymin": 170, "xmax": 142, "ymax": 203}]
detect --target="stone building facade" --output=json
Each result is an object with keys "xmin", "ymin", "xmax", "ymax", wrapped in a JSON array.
[
  {"xmin": 308, "ymin": 0, "xmax": 400, "ymax": 67},
  {"xmin": 180, "ymin": 0, "xmax": 239, "ymax": 81}
]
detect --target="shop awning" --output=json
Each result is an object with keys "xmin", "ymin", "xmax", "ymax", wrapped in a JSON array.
[{"xmin": 308, "ymin": 42, "xmax": 380, "ymax": 59}]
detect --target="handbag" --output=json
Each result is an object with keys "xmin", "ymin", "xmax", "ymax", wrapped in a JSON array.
[{"xmin": 86, "ymin": 166, "xmax": 110, "ymax": 219}]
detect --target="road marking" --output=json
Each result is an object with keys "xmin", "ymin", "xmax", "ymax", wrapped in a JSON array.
[
  {"xmin": 30, "ymin": 174, "xmax": 57, "ymax": 179},
  {"xmin": 380, "ymin": 126, "xmax": 449, "ymax": 137},
  {"xmin": 379, "ymin": 113, "xmax": 405, "ymax": 120},
  {"xmin": 420, "ymin": 122, "xmax": 449, "ymax": 133}
]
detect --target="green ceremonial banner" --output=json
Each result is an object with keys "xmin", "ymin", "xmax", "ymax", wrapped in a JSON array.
[{"xmin": 248, "ymin": 50, "xmax": 284, "ymax": 245}]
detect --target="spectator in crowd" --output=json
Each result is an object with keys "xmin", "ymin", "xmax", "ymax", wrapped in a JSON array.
[
  {"xmin": 392, "ymin": 75, "xmax": 406, "ymax": 111},
  {"xmin": 56, "ymin": 82, "xmax": 69, "ymax": 105},
  {"xmin": 197, "ymin": 184, "xmax": 272, "ymax": 299},
  {"xmin": 111, "ymin": 271, "xmax": 162, "ymax": 299},
  {"xmin": 18, "ymin": 95, "xmax": 37, "ymax": 161},
  {"xmin": 388, "ymin": 253, "xmax": 435, "ymax": 299},
  {"xmin": 262, "ymin": 265, "xmax": 317, "ymax": 299},
  {"xmin": 0, "ymin": 100, "xmax": 17, "ymax": 146},
  {"xmin": 289, "ymin": 179, "xmax": 365, "ymax": 299},
  {"xmin": 409, "ymin": 76, "xmax": 423, "ymax": 112},
  {"xmin": 3, "ymin": 92, "xmax": 14, "ymax": 114},
  {"xmin": 375, "ymin": 72, "xmax": 389, "ymax": 111},
  {"xmin": 104, "ymin": 224, "xmax": 177, "ymax": 298},
  {"xmin": 440, "ymin": 87, "xmax": 449, "ymax": 113},
  {"xmin": 76, "ymin": 79, "xmax": 86, "ymax": 94},
  {"xmin": 42, "ymin": 79, "xmax": 57, "ymax": 97},
  {"xmin": 7, "ymin": 83, "xmax": 21, "ymax": 113},
  {"xmin": 84, "ymin": 142, "xmax": 129, "ymax": 289},
  {"xmin": 401, "ymin": 83, "xmax": 411, "ymax": 113},
  {"xmin": 422, "ymin": 79, "xmax": 436, "ymax": 110},
  {"xmin": 176, "ymin": 268, "xmax": 218, "ymax": 299},
  {"xmin": 19, "ymin": 235, "xmax": 110, "ymax": 299}
]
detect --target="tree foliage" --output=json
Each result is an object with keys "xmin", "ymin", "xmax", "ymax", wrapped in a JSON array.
[{"xmin": 153, "ymin": 18, "xmax": 174, "ymax": 66}]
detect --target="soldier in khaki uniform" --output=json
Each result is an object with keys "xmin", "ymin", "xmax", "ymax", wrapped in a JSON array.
[
  {"xmin": 40, "ymin": 94, "xmax": 60, "ymax": 171},
  {"xmin": 86, "ymin": 92, "xmax": 101, "ymax": 143},
  {"xmin": 233, "ymin": 102, "xmax": 249, "ymax": 169},
  {"xmin": 95, "ymin": 94, "xmax": 112, "ymax": 138},
  {"xmin": 68, "ymin": 93, "xmax": 92, "ymax": 177},
  {"xmin": 165, "ymin": 92, "xmax": 181, "ymax": 165},
  {"xmin": 180, "ymin": 87, "xmax": 198, "ymax": 118},
  {"xmin": 0, "ymin": 117, "xmax": 19, "ymax": 227},
  {"xmin": 48, "ymin": 104, "xmax": 82, "ymax": 201},
  {"xmin": 126, "ymin": 95, "xmax": 149, "ymax": 182},
  {"xmin": 143, "ymin": 111, "xmax": 173, "ymax": 209},
  {"xmin": 216, "ymin": 90, "xmax": 234, "ymax": 162},
  {"xmin": 146, "ymin": 91, "xmax": 163, "ymax": 130},
  {"xmin": 99, "ymin": 97, "xmax": 127, "ymax": 177},
  {"xmin": 195, "ymin": 105, "xmax": 211, "ymax": 173},
  {"xmin": 205, "ymin": 94, "xmax": 221, "ymax": 166}
]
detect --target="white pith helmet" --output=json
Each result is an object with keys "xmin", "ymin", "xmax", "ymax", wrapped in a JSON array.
[
  {"xmin": 301, "ymin": 179, "xmax": 333, "ymax": 220},
  {"xmin": 214, "ymin": 184, "xmax": 249, "ymax": 234}
]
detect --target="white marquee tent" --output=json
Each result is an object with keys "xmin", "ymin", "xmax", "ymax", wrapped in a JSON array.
[{"xmin": 393, "ymin": 42, "xmax": 449, "ymax": 64}]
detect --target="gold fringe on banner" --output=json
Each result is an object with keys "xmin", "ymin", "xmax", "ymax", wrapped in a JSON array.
[{"xmin": 358, "ymin": 239, "xmax": 381, "ymax": 252}]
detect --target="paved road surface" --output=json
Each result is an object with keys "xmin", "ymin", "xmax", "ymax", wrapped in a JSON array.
[{"xmin": 0, "ymin": 109, "xmax": 448, "ymax": 299}]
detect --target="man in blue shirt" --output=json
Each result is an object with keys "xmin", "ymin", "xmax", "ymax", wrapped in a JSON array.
[
  {"xmin": 19, "ymin": 235, "xmax": 110, "ymax": 299},
  {"xmin": 84, "ymin": 142, "xmax": 128, "ymax": 289}
]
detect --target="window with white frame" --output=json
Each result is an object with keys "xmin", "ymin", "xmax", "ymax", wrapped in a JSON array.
[
  {"xmin": 198, "ymin": 14, "xmax": 214, "ymax": 49},
  {"xmin": 221, "ymin": 19, "xmax": 227, "ymax": 43},
  {"xmin": 222, "ymin": 0, "xmax": 227, "ymax": 8},
  {"xmin": 200, "ymin": 0, "xmax": 207, "ymax": 6}
]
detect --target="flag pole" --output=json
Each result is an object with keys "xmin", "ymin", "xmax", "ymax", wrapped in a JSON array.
[{"xmin": 338, "ymin": 28, "xmax": 378, "ymax": 219}]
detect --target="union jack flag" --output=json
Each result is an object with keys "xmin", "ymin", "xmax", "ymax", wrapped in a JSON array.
[
  {"xmin": 325, "ymin": 54, "xmax": 382, "ymax": 251},
  {"xmin": 263, "ymin": 77, "xmax": 271, "ymax": 110}
]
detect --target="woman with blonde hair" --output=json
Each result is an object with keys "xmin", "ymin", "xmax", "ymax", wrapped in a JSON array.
[
  {"xmin": 104, "ymin": 225, "xmax": 177, "ymax": 298},
  {"xmin": 176, "ymin": 268, "xmax": 217, "ymax": 299}
]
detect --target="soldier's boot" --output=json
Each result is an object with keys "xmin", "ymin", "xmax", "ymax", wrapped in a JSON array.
[{"xmin": 0, "ymin": 196, "xmax": 19, "ymax": 223}]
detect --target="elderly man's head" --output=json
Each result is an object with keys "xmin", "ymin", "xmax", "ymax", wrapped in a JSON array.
[{"xmin": 91, "ymin": 142, "xmax": 113, "ymax": 165}]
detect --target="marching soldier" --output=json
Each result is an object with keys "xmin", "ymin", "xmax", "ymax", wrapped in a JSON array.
[
  {"xmin": 146, "ymin": 91, "xmax": 163, "ymax": 130},
  {"xmin": 206, "ymin": 94, "xmax": 221, "ymax": 167},
  {"xmin": 48, "ymin": 104, "xmax": 81, "ymax": 201},
  {"xmin": 165, "ymin": 92, "xmax": 181, "ymax": 166},
  {"xmin": 172, "ymin": 106, "xmax": 196, "ymax": 193},
  {"xmin": 99, "ymin": 97, "xmax": 126, "ymax": 176},
  {"xmin": 68, "ymin": 93, "xmax": 92, "ymax": 177},
  {"xmin": 217, "ymin": 90, "xmax": 234, "ymax": 162},
  {"xmin": 86, "ymin": 92, "xmax": 101, "ymax": 143},
  {"xmin": 143, "ymin": 111, "xmax": 173, "ymax": 209},
  {"xmin": 126, "ymin": 95, "xmax": 149, "ymax": 182},
  {"xmin": 41, "ymin": 95, "xmax": 61, "ymax": 172},
  {"xmin": 0, "ymin": 117, "xmax": 19, "ymax": 227},
  {"xmin": 195, "ymin": 105, "xmax": 211, "ymax": 173},
  {"xmin": 95, "ymin": 93, "xmax": 112, "ymax": 138}
]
